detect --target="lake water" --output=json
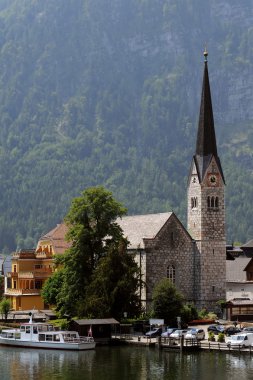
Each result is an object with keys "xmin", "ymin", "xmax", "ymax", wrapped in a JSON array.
[{"xmin": 0, "ymin": 345, "xmax": 253, "ymax": 380}]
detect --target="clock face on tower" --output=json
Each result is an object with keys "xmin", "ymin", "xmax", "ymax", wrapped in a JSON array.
[{"xmin": 208, "ymin": 174, "xmax": 218, "ymax": 186}]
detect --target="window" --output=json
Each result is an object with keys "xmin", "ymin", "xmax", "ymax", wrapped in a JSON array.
[
  {"xmin": 39, "ymin": 334, "xmax": 45, "ymax": 341},
  {"xmin": 35, "ymin": 280, "xmax": 42, "ymax": 289},
  {"xmin": 207, "ymin": 196, "xmax": 219, "ymax": 209},
  {"xmin": 7, "ymin": 278, "xmax": 11, "ymax": 288},
  {"xmin": 167, "ymin": 265, "xmax": 176, "ymax": 284},
  {"xmin": 191, "ymin": 197, "xmax": 198, "ymax": 209}
]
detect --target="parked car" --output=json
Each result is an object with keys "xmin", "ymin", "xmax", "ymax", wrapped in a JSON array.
[
  {"xmin": 161, "ymin": 328, "xmax": 177, "ymax": 338},
  {"xmin": 207, "ymin": 325, "xmax": 225, "ymax": 335},
  {"xmin": 170, "ymin": 329, "xmax": 189, "ymax": 339},
  {"xmin": 145, "ymin": 327, "xmax": 162, "ymax": 338},
  {"xmin": 242, "ymin": 326, "xmax": 253, "ymax": 333},
  {"xmin": 224, "ymin": 326, "xmax": 241, "ymax": 336},
  {"xmin": 227, "ymin": 333, "xmax": 253, "ymax": 348},
  {"xmin": 185, "ymin": 328, "xmax": 205, "ymax": 340}
]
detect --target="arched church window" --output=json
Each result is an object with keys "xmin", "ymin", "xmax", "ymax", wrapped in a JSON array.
[
  {"xmin": 191, "ymin": 197, "xmax": 198, "ymax": 209},
  {"xmin": 167, "ymin": 265, "xmax": 176, "ymax": 284},
  {"xmin": 207, "ymin": 196, "xmax": 219, "ymax": 209}
]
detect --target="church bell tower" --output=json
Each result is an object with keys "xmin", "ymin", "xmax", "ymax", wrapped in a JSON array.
[{"xmin": 187, "ymin": 50, "xmax": 226, "ymax": 308}]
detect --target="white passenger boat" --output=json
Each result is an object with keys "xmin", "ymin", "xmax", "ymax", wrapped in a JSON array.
[{"xmin": 0, "ymin": 316, "xmax": 96, "ymax": 350}]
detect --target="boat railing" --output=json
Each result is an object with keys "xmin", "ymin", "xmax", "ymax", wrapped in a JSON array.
[{"xmin": 63, "ymin": 336, "xmax": 94, "ymax": 343}]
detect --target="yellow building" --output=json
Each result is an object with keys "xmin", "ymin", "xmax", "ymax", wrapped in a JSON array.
[{"xmin": 5, "ymin": 224, "xmax": 70, "ymax": 311}]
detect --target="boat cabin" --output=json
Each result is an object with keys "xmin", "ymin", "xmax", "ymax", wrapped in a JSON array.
[{"xmin": 1, "ymin": 322, "xmax": 81, "ymax": 344}]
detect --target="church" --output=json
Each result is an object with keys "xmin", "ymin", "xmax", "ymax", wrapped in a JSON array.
[
  {"xmin": 4, "ymin": 51, "xmax": 227, "ymax": 313},
  {"xmin": 117, "ymin": 49, "xmax": 226, "ymax": 312}
]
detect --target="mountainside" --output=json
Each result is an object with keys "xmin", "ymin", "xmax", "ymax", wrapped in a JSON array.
[{"xmin": 0, "ymin": 0, "xmax": 252, "ymax": 251}]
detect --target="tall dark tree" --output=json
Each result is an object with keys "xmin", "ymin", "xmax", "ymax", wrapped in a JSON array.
[
  {"xmin": 82, "ymin": 239, "xmax": 142, "ymax": 319},
  {"xmin": 57, "ymin": 186, "xmax": 127, "ymax": 317}
]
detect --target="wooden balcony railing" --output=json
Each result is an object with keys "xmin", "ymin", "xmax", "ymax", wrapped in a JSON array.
[
  {"xmin": 5, "ymin": 288, "xmax": 41, "ymax": 295},
  {"xmin": 7, "ymin": 268, "xmax": 53, "ymax": 279}
]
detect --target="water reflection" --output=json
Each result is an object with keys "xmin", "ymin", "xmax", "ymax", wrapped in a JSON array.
[
  {"xmin": 1, "ymin": 346, "xmax": 253, "ymax": 380},
  {"xmin": 0, "ymin": 347, "xmax": 95, "ymax": 380}
]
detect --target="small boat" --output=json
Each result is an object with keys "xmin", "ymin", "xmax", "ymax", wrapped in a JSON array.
[{"xmin": 0, "ymin": 315, "xmax": 96, "ymax": 351}]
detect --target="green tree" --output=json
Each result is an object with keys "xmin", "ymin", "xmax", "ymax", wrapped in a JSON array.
[
  {"xmin": 82, "ymin": 239, "xmax": 142, "ymax": 319},
  {"xmin": 0, "ymin": 298, "xmax": 11, "ymax": 322},
  {"xmin": 181, "ymin": 303, "xmax": 198, "ymax": 323},
  {"xmin": 152, "ymin": 278, "xmax": 184, "ymax": 326},
  {"xmin": 41, "ymin": 269, "xmax": 65, "ymax": 307},
  {"xmin": 58, "ymin": 186, "xmax": 127, "ymax": 317}
]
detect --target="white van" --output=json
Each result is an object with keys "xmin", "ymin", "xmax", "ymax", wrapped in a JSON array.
[{"xmin": 227, "ymin": 333, "xmax": 253, "ymax": 348}]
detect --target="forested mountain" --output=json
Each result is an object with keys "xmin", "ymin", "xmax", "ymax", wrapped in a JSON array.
[{"xmin": 0, "ymin": 0, "xmax": 252, "ymax": 251}]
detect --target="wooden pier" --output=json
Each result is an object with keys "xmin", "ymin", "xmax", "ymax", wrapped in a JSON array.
[{"xmin": 112, "ymin": 334, "xmax": 253, "ymax": 354}]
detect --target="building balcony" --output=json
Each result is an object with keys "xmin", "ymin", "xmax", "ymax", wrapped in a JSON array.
[
  {"xmin": 35, "ymin": 252, "xmax": 53, "ymax": 259},
  {"xmin": 5, "ymin": 288, "xmax": 41, "ymax": 296},
  {"xmin": 7, "ymin": 272, "xmax": 18, "ymax": 278},
  {"xmin": 7, "ymin": 268, "xmax": 53, "ymax": 279},
  {"xmin": 12, "ymin": 250, "xmax": 36, "ymax": 259}
]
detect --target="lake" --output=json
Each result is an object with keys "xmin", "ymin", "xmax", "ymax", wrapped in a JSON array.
[{"xmin": 0, "ymin": 345, "xmax": 253, "ymax": 380}]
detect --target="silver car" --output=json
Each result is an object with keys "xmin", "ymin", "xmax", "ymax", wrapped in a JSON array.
[
  {"xmin": 185, "ymin": 328, "xmax": 205, "ymax": 340},
  {"xmin": 170, "ymin": 329, "xmax": 189, "ymax": 339}
]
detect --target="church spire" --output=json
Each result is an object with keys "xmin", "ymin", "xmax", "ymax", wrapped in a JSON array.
[
  {"xmin": 193, "ymin": 49, "xmax": 225, "ymax": 183},
  {"xmin": 195, "ymin": 48, "xmax": 217, "ymax": 157}
]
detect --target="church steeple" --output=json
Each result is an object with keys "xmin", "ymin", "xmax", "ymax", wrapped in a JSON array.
[
  {"xmin": 187, "ymin": 50, "xmax": 226, "ymax": 309},
  {"xmin": 193, "ymin": 49, "xmax": 225, "ymax": 183},
  {"xmin": 195, "ymin": 49, "xmax": 217, "ymax": 157}
]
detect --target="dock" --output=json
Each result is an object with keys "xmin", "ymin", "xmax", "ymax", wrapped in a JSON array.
[{"xmin": 112, "ymin": 334, "xmax": 253, "ymax": 354}]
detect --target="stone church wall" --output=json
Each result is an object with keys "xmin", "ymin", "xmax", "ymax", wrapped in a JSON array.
[{"xmin": 142, "ymin": 214, "xmax": 197, "ymax": 309}]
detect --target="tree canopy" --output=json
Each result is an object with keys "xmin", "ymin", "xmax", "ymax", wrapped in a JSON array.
[
  {"xmin": 0, "ymin": 298, "xmax": 11, "ymax": 322},
  {"xmin": 82, "ymin": 240, "xmax": 142, "ymax": 319},
  {"xmin": 41, "ymin": 268, "xmax": 65, "ymax": 307},
  {"xmin": 152, "ymin": 278, "xmax": 185, "ymax": 326},
  {"xmin": 51, "ymin": 186, "xmax": 129, "ymax": 317}
]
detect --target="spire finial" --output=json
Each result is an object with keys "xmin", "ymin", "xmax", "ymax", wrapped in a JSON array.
[{"xmin": 204, "ymin": 46, "xmax": 208, "ymax": 62}]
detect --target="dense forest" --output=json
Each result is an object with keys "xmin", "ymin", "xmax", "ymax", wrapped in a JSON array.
[{"xmin": 0, "ymin": 0, "xmax": 252, "ymax": 252}]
